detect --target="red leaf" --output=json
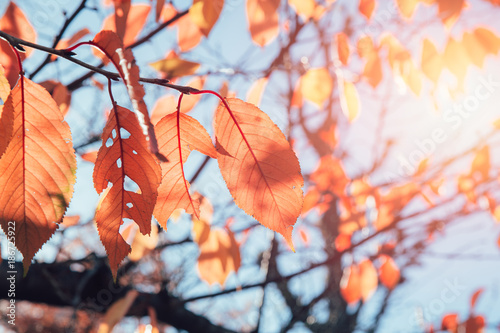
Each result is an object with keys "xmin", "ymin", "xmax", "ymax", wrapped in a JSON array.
[
  {"xmin": 378, "ymin": 255, "xmax": 400, "ymax": 290},
  {"xmin": 246, "ymin": 0, "xmax": 280, "ymax": 47},
  {"xmin": 154, "ymin": 112, "xmax": 216, "ymax": 227},
  {"xmin": 441, "ymin": 313, "xmax": 459, "ymax": 331},
  {"xmin": 93, "ymin": 105, "xmax": 161, "ymax": 278},
  {"xmin": 93, "ymin": 31, "xmax": 161, "ymax": 159},
  {"xmin": 0, "ymin": 78, "xmax": 76, "ymax": 272},
  {"xmin": 214, "ymin": 98, "xmax": 304, "ymax": 249},
  {"xmin": 0, "ymin": 1, "xmax": 37, "ymax": 87},
  {"xmin": 340, "ymin": 264, "xmax": 361, "ymax": 304}
]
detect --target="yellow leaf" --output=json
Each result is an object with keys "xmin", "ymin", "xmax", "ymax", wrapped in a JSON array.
[
  {"xmin": 339, "ymin": 77, "xmax": 360, "ymax": 122},
  {"xmin": 189, "ymin": 0, "xmax": 224, "ymax": 36},
  {"xmin": 150, "ymin": 52, "xmax": 200, "ymax": 79},
  {"xmin": 98, "ymin": 290, "xmax": 139, "ymax": 333}
]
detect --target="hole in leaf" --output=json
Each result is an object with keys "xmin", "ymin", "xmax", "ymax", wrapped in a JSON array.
[
  {"xmin": 117, "ymin": 158, "xmax": 122, "ymax": 168},
  {"xmin": 132, "ymin": 150, "xmax": 138, "ymax": 155},
  {"xmin": 126, "ymin": 202, "xmax": 133, "ymax": 209},
  {"xmin": 120, "ymin": 128, "xmax": 131, "ymax": 139},
  {"xmin": 112, "ymin": 129, "xmax": 117, "ymax": 139},
  {"xmin": 124, "ymin": 175, "xmax": 139, "ymax": 192},
  {"xmin": 105, "ymin": 138, "xmax": 113, "ymax": 147}
]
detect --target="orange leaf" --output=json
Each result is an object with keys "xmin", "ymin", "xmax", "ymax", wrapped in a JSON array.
[
  {"xmin": 340, "ymin": 264, "xmax": 361, "ymax": 304},
  {"xmin": 436, "ymin": 0, "xmax": 464, "ymax": 28},
  {"xmin": 470, "ymin": 288, "xmax": 484, "ymax": 310},
  {"xmin": 93, "ymin": 31, "xmax": 160, "ymax": 159},
  {"xmin": 247, "ymin": 0, "xmax": 280, "ymax": 47},
  {"xmin": 39, "ymin": 80, "xmax": 72, "ymax": 116},
  {"xmin": 335, "ymin": 233, "xmax": 351, "ymax": 252},
  {"xmin": 214, "ymin": 98, "xmax": 304, "ymax": 249},
  {"xmin": 81, "ymin": 150, "xmax": 99, "ymax": 164},
  {"xmin": 127, "ymin": 222, "xmax": 159, "ymax": 262},
  {"xmin": 359, "ymin": 0, "xmax": 376, "ymax": 19},
  {"xmin": 421, "ymin": 38, "xmax": 443, "ymax": 83},
  {"xmin": 357, "ymin": 36, "xmax": 383, "ymax": 88},
  {"xmin": 470, "ymin": 146, "xmax": 490, "ymax": 182},
  {"xmin": 0, "ymin": 1, "xmax": 37, "ymax": 87},
  {"xmin": 102, "ymin": 3, "xmax": 150, "ymax": 46},
  {"xmin": 336, "ymin": 32, "xmax": 350, "ymax": 66},
  {"xmin": 61, "ymin": 215, "xmax": 80, "ymax": 228},
  {"xmin": 93, "ymin": 105, "xmax": 161, "ymax": 278},
  {"xmin": 359, "ymin": 259, "xmax": 378, "ymax": 302},
  {"xmin": 177, "ymin": 13, "xmax": 203, "ymax": 52},
  {"xmin": 149, "ymin": 51, "xmax": 200, "ymax": 79},
  {"xmin": 150, "ymin": 95, "xmax": 177, "ymax": 125},
  {"xmin": 301, "ymin": 68, "xmax": 334, "ymax": 107},
  {"xmin": 98, "ymin": 290, "xmax": 138, "ymax": 333},
  {"xmin": 51, "ymin": 28, "xmax": 90, "ymax": 61},
  {"xmin": 0, "ymin": 64, "xmax": 13, "ymax": 158},
  {"xmin": 443, "ymin": 37, "xmax": 469, "ymax": 86},
  {"xmin": 246, "ymin": 77, "xmax": 268, "ymax": 107},
  {"xmin": 197, "ymin": 226, "xmax": 241, "ymax": 286},
  {"xmin": 0, "ymin": 78, "xmax": 76, "ymax": 272},
  {"xmin": 189, "ymin": 0, "xmax": 224, "ymax": 37},
  {"xmin": 378, "ymin": 255, "xmax": 400, "ymax": 290},
  {"xmin": 310, "ymin": 155, "xmax": 350, "ymax": 196},
  {"xmin": 154, "ymin": 112, "xmax": 216, "ymax": 227},
  {"xmin": 441, "ymin": 313, "xmax": 459, "ymax": 331}
]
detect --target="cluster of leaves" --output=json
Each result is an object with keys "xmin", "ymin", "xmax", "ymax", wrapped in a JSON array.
[{"xmin": 0, "ymin": 1, "xmax": 303, "ymax": 280}]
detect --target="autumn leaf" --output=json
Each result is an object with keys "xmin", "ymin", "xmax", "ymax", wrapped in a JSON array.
[
  {"xmin": 51, "ymin": 28, "xmax": 90, "ymax": 61},
  {"xmin": 336, "ymin": 32, "xmax": 350, "ymax": 66},
  {"xmin": 359, "ymin": 0, "xmax": 376, "ymax": 20},
  {"xmin": 396, "ymin": 0, "xmax": 420, "ymax": 19},
  {"xmin": 340, "ymin": 264, "xmax": 361, "ymax": 304},
  {"xmin": 39, "ymin": 80, "xmax": 72, "ymax": 116},
  {"xmin": 154, "ymin": 112, "xmax": 216, "ymax": 227},
  {"xmin": 0, "ymin": 1, "xmax": 37, "ymax": 87},
  {"xmin": 335, "ymin": 233, "xmax": 351, "ymax": 252},
  {"xmin": 357, "ymin": 36, "xmax": 383, "ymax": 88},
  {"xmin": 247, "ymin": 0, "xmax": 280, "ymax": 47},
  {"xmin": 338, "ymin": 75, "xmax": 361, "ymax": 122},
  {"xmin": 421, "ymin": 38, "xmax": 443, "ymax": 83},
  {"xmin": 359, "ymin": 259, "xmax": 378, "ymax": 302},
  {"xmin": 301, "ymin": 68, "xmax": 334, "ymax": 107},
  {"xmin": 155, "ymin": 0, "xmax": 165, "ymax": 22},
  {"xmin": 193, "ymin": 196, "xmax": 241, "ymax": 286},
  {"xmin": 93, "ymin": 31, "xmax": 161, "ymax": 159},
  {"xmin": 102, "ymin": 3, "xmax": 150, "ymax": 46},
  {"xmin": 215, "ymin": 98, "xmax": 304, "ymax": 249},
  {"xmin": 289, "ymin": 0, "xmax": 318, "ymax": 21},
  {"xmin": 98, "ymin": 290, "xmax": 138, "ymax": 333},
  {"xmin": 378, "ymin": 255, "xmax": 400, "ymax": 289},
  {"xmin": 470, "ymin": 146, "xmax": 490, "ymax": 182},
  {"xmin": 149, "ymin": 51, "xmax": 200, "ymax": 79},
  {"xmin": 246, "ymin": 77, "xmax": 268, "ymax": 107},
  {"xmin": 436, "ymin": 0, "xmax": 465, "ymax": 28},
  {"xmin": 189, "ymin": 0, "xmax": 223, "ymax": 37},
  {"xmin": 441, "ymin": 313, "xmax": 459, "ymax": 331},
  {"xmin": 0, "ymin": 78, "xmax": 76, "ymax": 272},
  {"xmin": 93, "ymin": 105, "xmax": 161, "ymax": 278},
  {"xmin": 176, "ymin": 12, "xmax": 203, "ymax": 52},
  {"xmin": 470, "ymin": 288, "xmax": 483, "ymax": 310}
]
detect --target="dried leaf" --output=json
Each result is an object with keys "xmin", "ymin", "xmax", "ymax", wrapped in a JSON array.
[
  {"xmin": 0, "ymin": 78, "xmax": 76, "ymax": 272},
  {"xmin": 215, "ymin": 98, "xmax": 304, "ymax": 249},
  {"xmin": 94, "ymin": 105, "xmax": 161, "ymax": 278}
]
